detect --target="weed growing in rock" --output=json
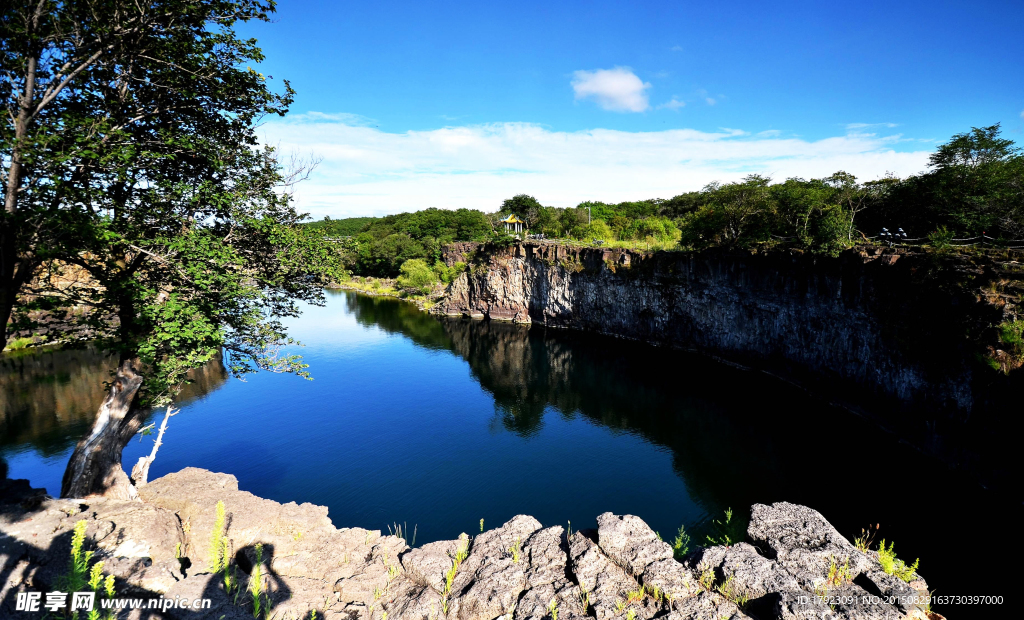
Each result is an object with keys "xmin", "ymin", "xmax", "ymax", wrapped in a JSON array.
[
  {"xmin": 854, "ymin": 524, "xmax": 880, "ymax": 553},
  {"xmin": 547, "ymin": 598, "xmax": 559, "ymax": 620},
  {"xmin": 577, "ymin": 584, "xmax": 590, "ymax": 614},
  {"xmin": 208, "ymin": 500, "xmax": 227, "ymax": 572},
  {"xmin": 509, "ymin": 536, "xmax": 522, "ymax": 563},
  {"xmin": 625, "ymin": 609, "xmax": 636, "ymax": 620},
  {"xmin": 388, "ymin": 522, "xmax": 417, "ymax": 548},
  {"xmin": 698, "ymin": 567, "xmax": 715, "ymax": 592},
  {"xmin": 826, "ymin": 557, "xmax": 852, "ymax": 587},
  {"xmin": 441, "ymin": 535, "xmax": 471, "ymax": 613},
  {"xmin": 58, "ymin": 520, "xmax": 117, "ymax": 620},
  {"xmin": 672, "ymin": 524, "xmax": 691, "ymax": 560},
  {"xmin": 877, "ymin": 540, "xmax": 919, "ymax": 583},
  {"xmin": 705, "ymin": 508, "xmax": 746, "ymax": 547},
  {"xmin": 249, "ymin": 543, "xmax": 273, "ymax": 619},
  {"xmin": 716, "ymin": 576, "xmax": 749, "ymax": 607},
  {"xmin": 480, "ymin": 518, "xmax": 484, "ymax": 532}
]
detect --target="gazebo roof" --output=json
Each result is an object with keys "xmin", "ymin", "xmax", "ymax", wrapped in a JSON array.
[{"xmin": 499, "ymin": 214, "xmax": 525, "ymax": 224}]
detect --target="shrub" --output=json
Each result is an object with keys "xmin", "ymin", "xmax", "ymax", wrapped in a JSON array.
[
  {"xmin": 396, "ymin": 259, "xmax": 437, "ymax": 293},
  {"xmin": 705, "ymin": 507, "xmax": 747, "ymax": 547},
  {"xmin": 672, "ymin": 524, "xmax": 691, "ymax": 560},
  {"xmin": 877, "ymin": 540, "xmax": 919, "ymax": 583},
  {"xmin": 998, "ymin": 320, "xmax": 1024, "ymax": 362},
  {"xmin": 927, "ymin": 226, "xmax": 955, "ymax": 250}
]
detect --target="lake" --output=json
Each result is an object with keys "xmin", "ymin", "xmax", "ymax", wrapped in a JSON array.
[{"xmin": 1, "ymin": 289, "xmax": 1017, "ymax": 612}]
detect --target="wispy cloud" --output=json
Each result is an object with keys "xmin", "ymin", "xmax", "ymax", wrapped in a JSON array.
[
  {"xmin": 261, "ymin": 116, "xmax": 933, "ymax": 218},
  {"xmin": 1020, "ymin": 109, "xmax": 1024, "ymax": 119},
  {"xmin": 571, "ymin": 67, "xmax": 651, "ymax": 113},
  {"xmin": 659, "ymin": 98, "xmax": 686, "ymax": 111},
  {"xmin": 705, "ymin": 97, "xmax": 717, "ymax": 106},
  {"xmin": 846, "ymin": 122, "xmax": 899, "ymax": 130},
  {"xmin": 670, "ymin": 45, "xmax": 683, "ymax": 52}
]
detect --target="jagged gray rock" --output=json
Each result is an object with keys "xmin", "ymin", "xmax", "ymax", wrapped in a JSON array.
[
  {"xmin": 596, "ymin": 512, "xmax": 674, "ymax": 576},
  {"xmin": 747, "ymin": 502, "xmax": 874, "ymax": 586},
  {"xmin": 1, "ymin": 471, "xmax": 937, "ymax": 620}
]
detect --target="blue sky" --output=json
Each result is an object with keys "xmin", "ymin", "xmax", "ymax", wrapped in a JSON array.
[{"xmin": 245, "ymin": 0, "xmax": 1024, "ymax": 218}]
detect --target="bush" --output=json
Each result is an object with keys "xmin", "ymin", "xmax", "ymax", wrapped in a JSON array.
[
  {"xmin": 433, "ymin": 261, "xmax": 467, "ymax": 285},
  {"xmin": 396, "ymin": 259, "xmax": 437, "ymax": 293}
]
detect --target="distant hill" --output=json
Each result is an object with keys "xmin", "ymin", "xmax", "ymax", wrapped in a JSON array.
[{"xmin": 304, "ymin": 216, "xmax": 379, "ymax": 237}]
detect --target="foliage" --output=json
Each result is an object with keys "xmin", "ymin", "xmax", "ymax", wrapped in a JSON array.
[
  {"xmin": 435, "ymin": 261, "xmax": 467, "ymax": 285},
  {"xmin": 305, "ymin": 216, "xmax": 379, "ymax": 237},
  {"xmin": 209, "ymin": 500, "xmax": 228, "ymax": 573},
  {"xmin": 705, "ymin": 507, "xmax": 746, "ymax": 547},
  {"xmin": 877, "ymin": 540, "xmax": 919, "ymax": 583},
  {"xmin": 1, "ymin": 0, "xmax": 295, "ymax": 349},
  {"xmin": 672, "ymin": 524, "xmax": 691, "ymax": 560},
  {"xmin": 348, "ymin": 208, "xmax": 490, "ymax": 277},
  {"xmin": 826, "ymin": 556, "xmax": 852, "ymax": 587},
  {"xmin": 927, "ymin": 226, "xmax": 955, "ymax": 250},
  {"xmin": 396, "ymin": 259, "xmax": 437, "ymax": 293},
  {"xmin": 998, "ymin": 320, "xmax": 1024, "ymax": 362},
  {"xmin": 57, "ymin": 519, "xmax": 116, "ymax": 620}
]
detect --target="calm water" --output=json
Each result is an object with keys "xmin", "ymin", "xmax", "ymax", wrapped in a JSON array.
[{"xmin": 1, "ymin": 290, "xmax": 1017, "ymax": 612}]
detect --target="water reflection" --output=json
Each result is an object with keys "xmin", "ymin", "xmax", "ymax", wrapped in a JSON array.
[{"xmin": 0, "ymin": 347, "xmax": 227, "ymax": 457}]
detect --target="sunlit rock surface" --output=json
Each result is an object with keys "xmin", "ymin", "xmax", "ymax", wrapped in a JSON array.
[{"xmin": 1, "ymin": 469, "xmax": 936, "ymax": 620}]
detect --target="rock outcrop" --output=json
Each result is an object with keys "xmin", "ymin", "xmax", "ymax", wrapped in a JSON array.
[
  {"xmin": 431, "ymin": 242, "xmax": 1023, "ymax": 492},
  {"xmin": 1, "ymin": 469, "xmax": 939, "ymax": 620}
]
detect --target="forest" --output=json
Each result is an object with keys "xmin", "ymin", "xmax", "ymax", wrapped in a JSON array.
[{"xmin": 315, "ymin": 124, "xmax": 1024, "ymax": 279}]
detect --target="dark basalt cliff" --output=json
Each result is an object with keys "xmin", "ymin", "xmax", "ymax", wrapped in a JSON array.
[{"xmin": 433, "ymin": 242, "xmax": 1023, "ymax": 491}]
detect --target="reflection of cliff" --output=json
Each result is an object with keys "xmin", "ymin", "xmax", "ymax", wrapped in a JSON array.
[
  {"xmin": 0, "ymin": 347, "xmax": 116, "ymax": 456},
  {"xmin": 0, "ymin": 347, "xmax": 228, "ymax": 457}
]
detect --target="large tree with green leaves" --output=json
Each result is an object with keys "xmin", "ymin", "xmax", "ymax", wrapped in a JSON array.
[{"xmin": 3, "ymin": 0, "xmax": 341, "ymax": 499}]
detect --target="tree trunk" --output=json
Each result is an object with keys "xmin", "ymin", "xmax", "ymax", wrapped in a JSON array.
[{"xmin": 61, "ymin": 359, "xmax": 145, "ymax": 500}]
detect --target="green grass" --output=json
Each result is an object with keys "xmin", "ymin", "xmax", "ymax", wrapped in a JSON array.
[
  {"xmin": 57, "ymin": 519, "xmax": 117, "ymax": 620},
  {"xmin": 877, "ymin": 540, "xmax": 920, "ymax": 583},
  {"xmin": 672, "ymin": 524, "xmax": 691, "ymax": 560},
  {"xmin": 705, "ymin": 507, "xmax": 747, "ymax": 547}
]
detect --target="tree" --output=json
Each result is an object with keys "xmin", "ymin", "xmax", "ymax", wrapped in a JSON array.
[
  {"xmin": 924, "ymin": 124, "xmax": 1023, "ymax": 236},
  {"xmin": 1, "ymin": 0, "xmax": 286, "ymax": 350},
  {"xmin": 2, "ymin": 1, "xmax": 342, "ymax": 500}
]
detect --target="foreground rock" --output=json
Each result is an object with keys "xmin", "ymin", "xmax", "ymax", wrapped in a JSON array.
[{"xmin": 2, "ymin": 469, "xmax": 939, "ymax": 619}]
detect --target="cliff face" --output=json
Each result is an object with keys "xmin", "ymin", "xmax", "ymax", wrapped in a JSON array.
[{"xmin": 433, "ymin": 242, "xmax": 1023, "ymax": 488}]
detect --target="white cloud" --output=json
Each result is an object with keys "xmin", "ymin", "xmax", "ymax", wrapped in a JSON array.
[
  {"xmin": 705, "ymin": 97, "xmax": 717, "ymax": 106},
  {"xmin": 1020, "ymin": 109, "xmax": 1024, "ymax": 119},
  {"xmin": 659, "ymin": 98, "xmax": 686, "ymax": 110},
  {"xmin": 670, "ymin": 45, "xmax": 683, "ymax": 52},
  {"xmin": 261, "ymin": 116, "xmax": 933, "ymax": 219},
  {"xmin": 571, "ymin": 67, "xmax": 651, "ymax": 113},
  {"xmin": 846, "ymin": 122, "xmax": 899, "ymax": 130}
]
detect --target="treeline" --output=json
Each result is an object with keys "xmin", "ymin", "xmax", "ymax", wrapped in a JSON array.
[{"xmin": 317, "ymin": 124, "xmax": 1024, "ymax": 280}]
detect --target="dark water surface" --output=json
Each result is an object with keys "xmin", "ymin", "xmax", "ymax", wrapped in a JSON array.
[{"xmin": 1, "ymin": 290, "xmax": 1017, "ymax": 614}]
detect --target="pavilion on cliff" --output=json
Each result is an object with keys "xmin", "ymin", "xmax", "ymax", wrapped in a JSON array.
[{"xmin": 499, "ymin": 214, "xmax": 526, "ymax": 235}]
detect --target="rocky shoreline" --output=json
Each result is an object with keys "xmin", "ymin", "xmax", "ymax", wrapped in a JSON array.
[{"xmin": 2, "ymin": 468, "xmax": 938, "ymax": 620}]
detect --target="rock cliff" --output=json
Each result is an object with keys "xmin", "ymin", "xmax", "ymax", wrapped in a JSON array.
[
  {"xmin": 1, "ymin": 469, "xmax": 939, "ymax": 620},
  {"xmin": 432, "ymin": 242, "xmax": 1023, "ymax": 491}
]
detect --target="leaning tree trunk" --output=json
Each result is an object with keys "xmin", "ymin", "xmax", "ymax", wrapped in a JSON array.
[{"xmin": 61, "ymin": 359, "xmax": 145, "ymax": 500}]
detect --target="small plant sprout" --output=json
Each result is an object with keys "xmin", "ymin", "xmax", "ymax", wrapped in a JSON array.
[
  {"xmin": 716, "ymin": 576, "xmax": 749, "ymax": 607},
  {"xmin": 826, "ymin": 556, "xmax": 852, "ymax": 587},
  {"xmin": 480, "ymin": 518, "xmax": 485, "ymax": 533},
  {"xmin": 705, "ymin": 507, "xmax": 745, "ymax": 547},
  {"xmin": 547, "ymin": 598, "xmax": 559, "ymax": 620},
  {"xmin": 577, "ymin": 584, "xmax": 590, "ymax": 613},
  {"xmin": 698, "ymin": 567, "xmax": 715, "ymax": 591},
  {"xmin": 509, "ymin": 537, "xmax": 522, "ymax": 563},
  {"xmin": 854, "ymin": 523, "xmax": 880, "ymax": 553},
  {"xmin": 250, "ymin": 543, "xmax": 273, "ymax": 618},
  {"xmin": 672, "ymin": 524, "xmax": 691, "ymax": 560},
  {"xmin": 877, "ymin": 540, "xmax": 919, "ymax": 583},
  {"xmin": 625, "ymin": 609, "xmax": 636, "ymax": 620},
  {"xmin": 209, "ymin": 500, "xmax": 227, "ymax": 573}
]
